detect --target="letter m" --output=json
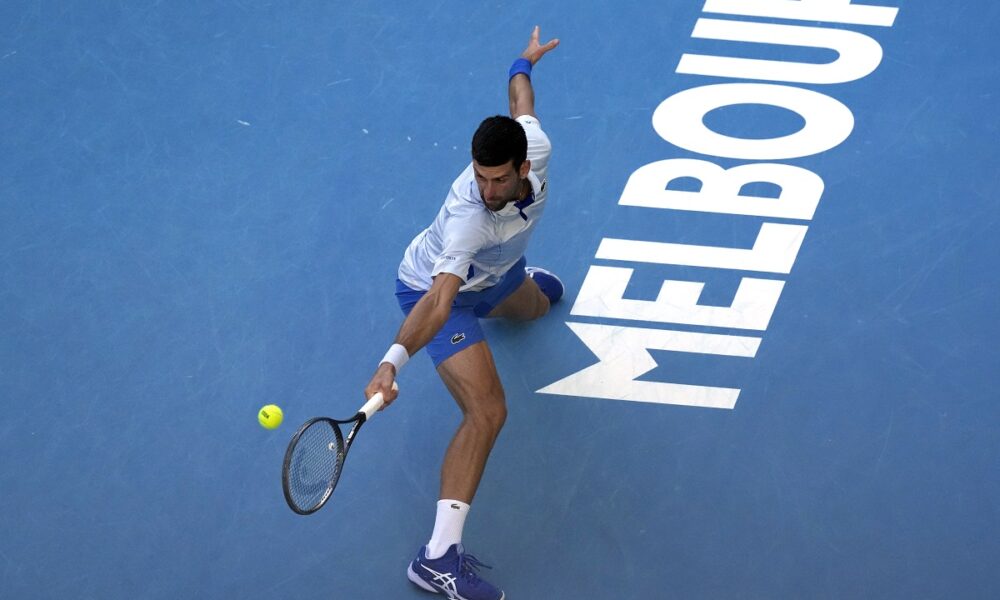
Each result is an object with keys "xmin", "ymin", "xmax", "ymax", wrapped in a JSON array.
[{"xmin": 537, "ymin": 322, "xmax": 761, "ymax": 409}]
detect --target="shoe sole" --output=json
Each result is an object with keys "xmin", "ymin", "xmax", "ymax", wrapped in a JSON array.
[
  {"xmin": 406, "ymin": 563, "xmax": 505, "ymax": 600},
  {"xmin": 526, "ymin": 266, "xmax": 560, "ymax": 280},
  {"xmin": 407, "ymin": 564, "xmax": 439, "ymax": 593}
]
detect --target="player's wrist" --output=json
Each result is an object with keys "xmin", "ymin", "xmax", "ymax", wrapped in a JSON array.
[
  {"xmin": 509, "ymin": 57, "xmax": 532, "ymax": 81},
  {"xmin": 379, "ymin": 343, "xmax": 409, "ymax": 372}
]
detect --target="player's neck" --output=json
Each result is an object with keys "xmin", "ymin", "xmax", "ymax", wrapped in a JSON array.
[{"xmin": 518, "ymin": 178, "xmax": 531, "ymax": 200}]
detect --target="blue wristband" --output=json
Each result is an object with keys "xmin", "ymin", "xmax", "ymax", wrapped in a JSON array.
[{"xmin": 509, "ymin": 58, "xmax": 532, "ymax": 81}]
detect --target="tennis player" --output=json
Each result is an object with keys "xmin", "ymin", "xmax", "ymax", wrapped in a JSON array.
[{"xmin": 363, "ymin": 26, "xmax": 562, "ymax": 600}]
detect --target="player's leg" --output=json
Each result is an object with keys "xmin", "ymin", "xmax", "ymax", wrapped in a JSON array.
[
  {"xmin": 407, "ymin": 340, "xmax": 507, "ymax": 600},
  {"xmin": 480, "ymin": 258, "xmax": 563, "ymax": 321},
  {"xmin": 435, "ymin": 340, "xmax": 507, "ymax": 503},
  {"xmin": 396, "ymin": 279, "xmax": 507, "ymax": 505},
  {"xmin": 485, "ymin": 276, "xmax": 549, "ymax": 321}
]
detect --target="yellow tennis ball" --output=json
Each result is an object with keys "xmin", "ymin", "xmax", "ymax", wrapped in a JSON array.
[{"xmin": 258, "ymin": 404, "xmax": 283, "ymax": 429}]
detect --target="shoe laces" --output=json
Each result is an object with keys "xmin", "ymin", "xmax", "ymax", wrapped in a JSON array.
[{"xmin": 457, "ymin": 551, "xmax": 492, "ymax": 584}]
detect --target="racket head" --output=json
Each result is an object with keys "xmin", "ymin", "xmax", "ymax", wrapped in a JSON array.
[{"xmin": 282, "ymin": 417, "xmax": 350, "ymax": 515}]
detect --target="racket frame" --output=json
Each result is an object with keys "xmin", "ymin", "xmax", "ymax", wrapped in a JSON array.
[{"xmin": 281, "ymin": 389, "xmax": 389, "ymax": 515}]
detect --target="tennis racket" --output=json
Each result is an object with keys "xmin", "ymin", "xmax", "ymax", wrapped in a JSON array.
[{"xmin": 281, "ymin": 381, "xmax": 397, "ymax": 515}]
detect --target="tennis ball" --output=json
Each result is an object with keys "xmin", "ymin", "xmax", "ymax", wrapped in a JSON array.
[{"xmin": 258, "ymin": 404, "xmax": 283, "ymax": 429}]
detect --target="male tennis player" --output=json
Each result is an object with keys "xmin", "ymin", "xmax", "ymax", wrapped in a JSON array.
[{"xmin": 363, "ymin": 26, "xmax": 561, "ymax": 600}]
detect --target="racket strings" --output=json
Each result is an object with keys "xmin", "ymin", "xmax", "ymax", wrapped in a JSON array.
[{"xmin": 286, "ymin": 420, "xmax": 345, "ymax": 512}]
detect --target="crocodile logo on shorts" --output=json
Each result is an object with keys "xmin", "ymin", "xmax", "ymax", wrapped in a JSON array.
[{"xmin": 450, "ymin": 333, "xmax": 466, "ymax": 345}]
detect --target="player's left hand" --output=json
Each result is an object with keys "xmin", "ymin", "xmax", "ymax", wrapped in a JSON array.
[{"xmin": 521, "ymin": 25, "xmax": 559, "ymax": 65}]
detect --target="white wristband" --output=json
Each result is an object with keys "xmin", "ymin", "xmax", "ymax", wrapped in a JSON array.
[{"xmin": 380, "ymin": 343, "xmax": 409, "ymax": 371}]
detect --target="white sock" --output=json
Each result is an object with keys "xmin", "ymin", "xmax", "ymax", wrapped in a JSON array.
[{"xmin": 425, "ymin": 499, "xmax": 470, "ymax": 559}]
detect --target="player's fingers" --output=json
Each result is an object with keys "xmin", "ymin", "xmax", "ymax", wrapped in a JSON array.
[
  {"xmin": 378, "ymin": 381, "xmax": 400, "ymax": 410},
  {"xmin": 365, "ymin": 378, "xmax": 391, "ymax": 408},
  {"xmin": 529, "ymin": 39, "xmax": 558, "ymax": 63}
]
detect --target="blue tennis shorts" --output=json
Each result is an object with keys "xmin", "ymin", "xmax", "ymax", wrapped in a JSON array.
[{"xmin": 395, "ymin": 256, "xmax": 527, "ymax": 367}]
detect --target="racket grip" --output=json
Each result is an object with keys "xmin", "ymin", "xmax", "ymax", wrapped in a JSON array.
[{"xmin": 360, "ymin": 381, "xmax": 398, "ymax": 420}]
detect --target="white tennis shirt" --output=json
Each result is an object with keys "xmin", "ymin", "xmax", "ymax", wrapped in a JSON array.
[{"xmin": 398, "ymin": 115, "xmax": 552, "ymax": 293}]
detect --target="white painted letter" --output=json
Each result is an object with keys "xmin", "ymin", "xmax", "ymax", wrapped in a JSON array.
[
  {"xmin": 537, "ymin": 322, "xmax": 761, "ymax": 409},
  {"xmin": 678, "ymin": 19, "xmax": 884, "ymax": 84},
  {"xmin": 652, "ymin": 83, "xmax": 854, "ymax": 160},
  {"xmin": 620, "ymin": 159, "xmax": 823, "ymax": 220},
  {"xmin": 703, "ymin": 0, "xmax": 899, "ymax": 27},
  {"xmin": 572, "ymin": 265, "xmax": 784, "ymax": 330},
  {"xmin": 596, "ymin": 223, "xmax": 807, "ymax": 274}
]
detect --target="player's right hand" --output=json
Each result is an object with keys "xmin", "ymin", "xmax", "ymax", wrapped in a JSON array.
[{"xmin": 364, "ymin": 362, "xmax": 399, "ymax": 410}]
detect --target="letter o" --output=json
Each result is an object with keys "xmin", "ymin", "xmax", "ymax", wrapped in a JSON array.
[{"xmin": 652, "ymin": 83, "xmax": 855, "ymax": 160}]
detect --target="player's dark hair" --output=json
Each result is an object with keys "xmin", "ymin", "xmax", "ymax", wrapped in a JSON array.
[{"xmin": 471, "ymin": 115, "xmax": 527, "ymax": 170}]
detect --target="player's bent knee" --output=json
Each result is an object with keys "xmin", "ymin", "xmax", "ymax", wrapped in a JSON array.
[
  {"xmin": 518, "ymin": 292, "xmax": 549, "ymax": 322},
  {"xmin": 534, "ymin": 296, "xmax": 550, "ymax": 320},
  {"xmin": 467, "ymin": 398, "xmax": 507, "ymax": 435}
]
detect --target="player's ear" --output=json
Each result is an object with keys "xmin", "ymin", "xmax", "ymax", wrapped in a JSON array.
[{"xmin": 519, "ymin": 159, "xmax": 531, "ymax": 179}]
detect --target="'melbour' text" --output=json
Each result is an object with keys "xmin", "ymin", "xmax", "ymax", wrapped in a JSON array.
[{"xmin": 539, "ymin": 0, "xmax": 900, "ymax": 409}]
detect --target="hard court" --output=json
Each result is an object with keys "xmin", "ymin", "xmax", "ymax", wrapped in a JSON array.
[{"xmin": 1, "ymin": 1, "xmax": 998, "ymax": 598}]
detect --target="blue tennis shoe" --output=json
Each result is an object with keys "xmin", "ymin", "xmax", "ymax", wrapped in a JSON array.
[
  {"xmin": 525, "ymin": 266, "xmax": 564, "ymax": 304},
  {"xmin": 407, "ymin": 544, "xmax": 505, "ymax": 600}
]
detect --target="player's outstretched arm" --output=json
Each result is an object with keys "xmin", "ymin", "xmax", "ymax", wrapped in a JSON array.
[
  {"xmin": 509, "ymin": 25, "xmax": 559, "ymax": 119},
  {"xmin": 364, "ymin": 273, "xmax": 462, "ymax": 408}
]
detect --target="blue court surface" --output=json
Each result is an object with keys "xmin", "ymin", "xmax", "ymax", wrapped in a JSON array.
[{"xmin": 2, "ymin": 2, "xmax": 999, "ymax": 598}]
